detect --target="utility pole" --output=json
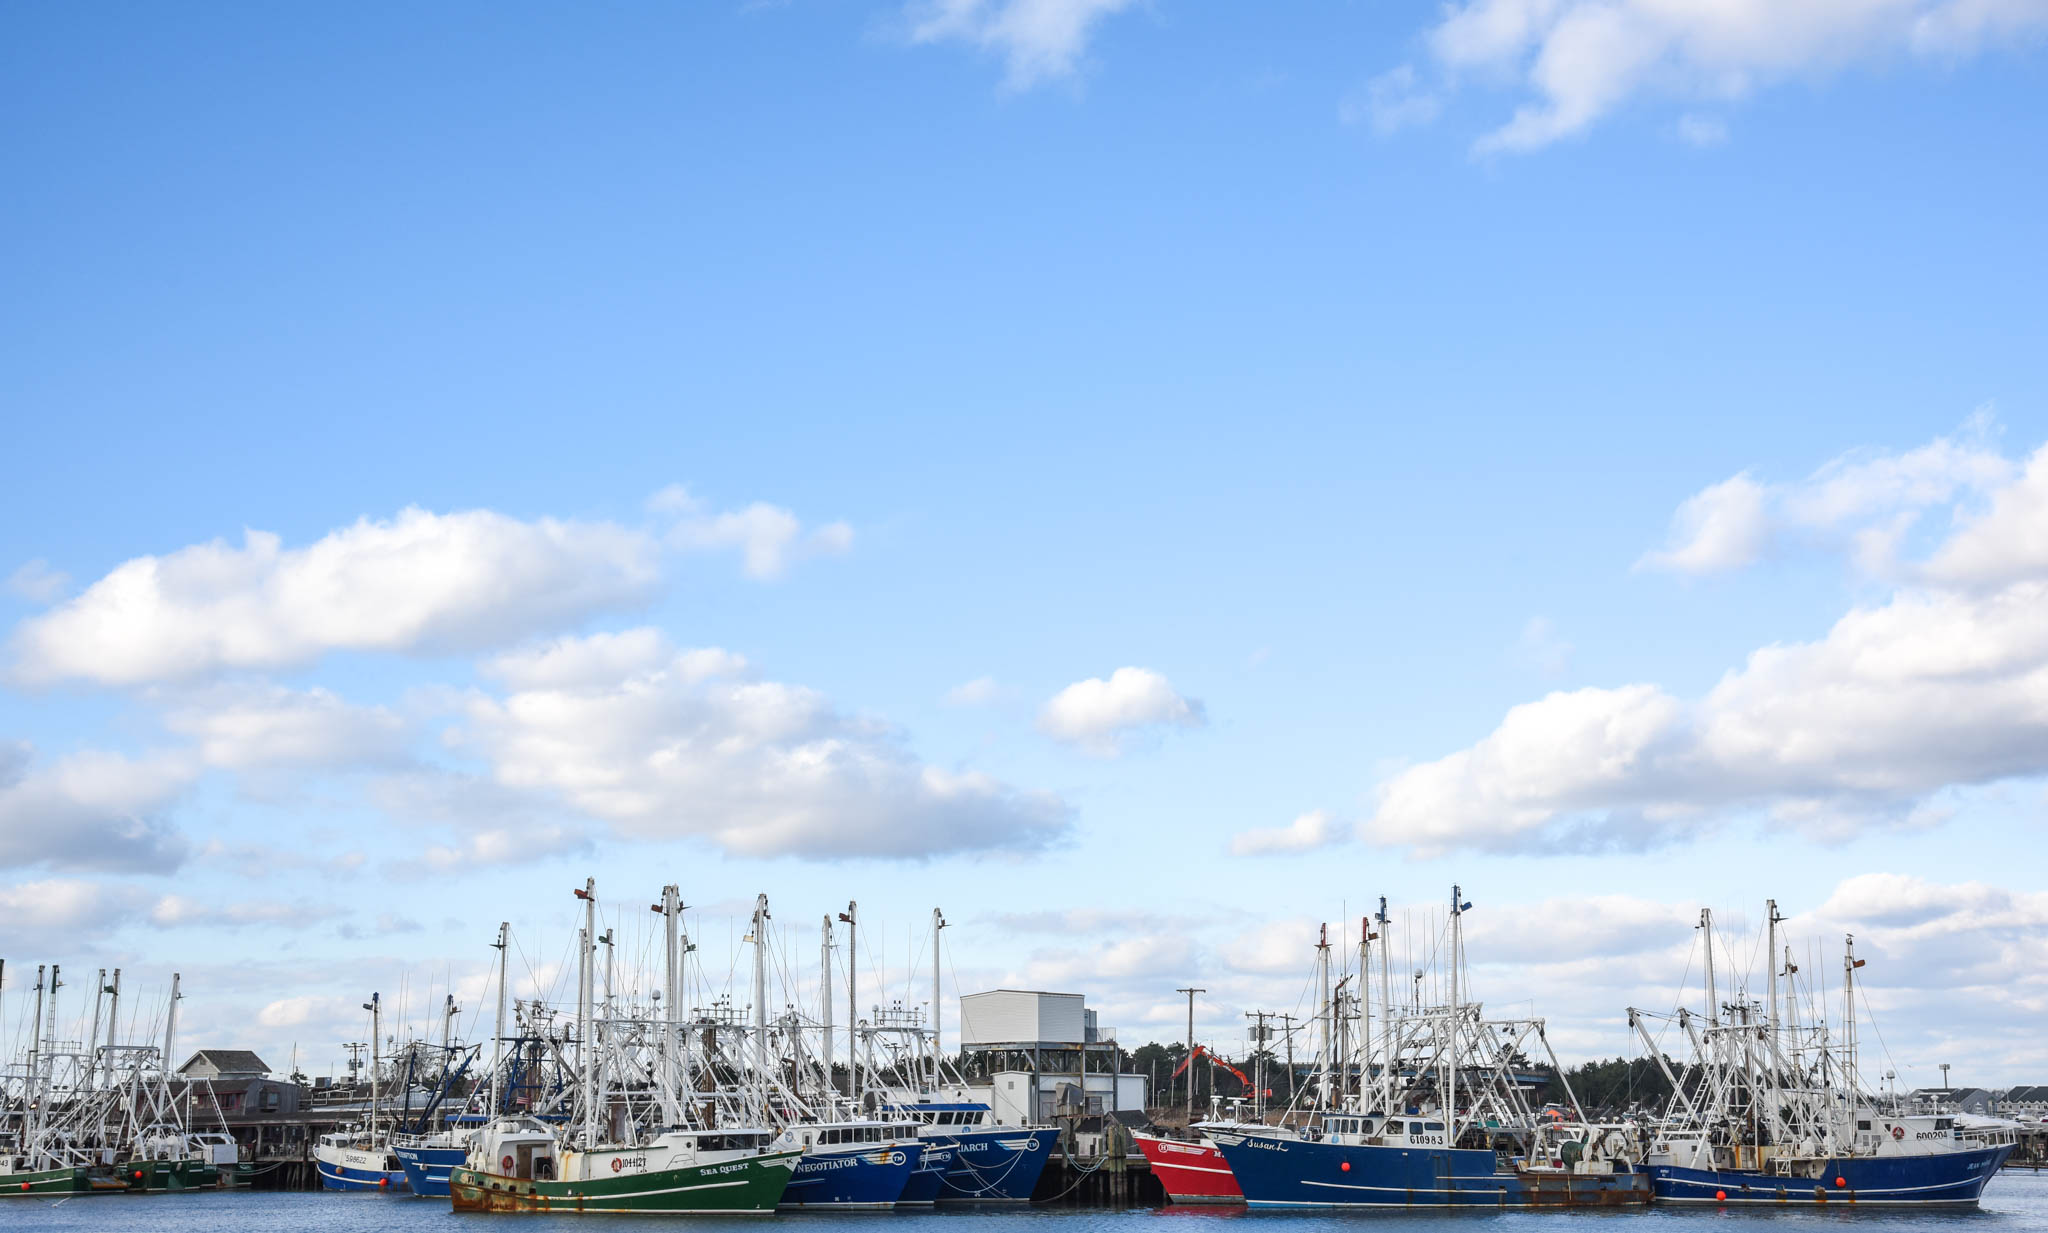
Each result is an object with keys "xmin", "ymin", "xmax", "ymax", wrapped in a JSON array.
[{"xmin": 1176, "ymin": 986, "xmax": 1205, "ymax": 1124}]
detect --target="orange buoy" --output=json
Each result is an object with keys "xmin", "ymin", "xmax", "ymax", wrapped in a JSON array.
[
  {"xmin": 379, "ymin": 1177, "xmax": 390, "ymax": 1188},
  {"xmin": 1715, "ymin": 1191, "xmax": 1727, "ymax": 1202}
]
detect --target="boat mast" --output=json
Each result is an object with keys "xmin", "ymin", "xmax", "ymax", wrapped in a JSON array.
[
  {"xmin": 489, "ymin": 922, "xmax": 509, "ymax": 1118},
  {"xmin": 27, "ymin": 966, "xmax": 45, "ymax": 1156},
  {"xmin": 163, "ymin": 972, "xmax": 182, "ymax": 1120},
  {"xmin": 931, "ymin": 907, "xmax": 947, "ymax": 1091},
  {"xmin": 1765, "ymin": 900, "xmax": 1783, "ymax": 1146},
  {"xmin": 1357, "ymin": 917, "xmax": 1371, "ymax": 1108},
  {"xmin": 839, "ymin": 901, "xmax": 859, "ymax": 1102},
  {"xmin": 104, "ymin": 968, "xmax": 122, "ymax": 1072},
  {"xmin": 366, "ymin": 990, "xmax": 381, "ymax": 1139},
  {"xmin": 1843, "ymin": 934, "xmax": 1864, "ymax": 1119},
  {"xmin": 575, "ymin": 878, "xmax": 596, "ymax": 1151},
  {"xmin": 86, "ymin": 968, "xmax": 106, "ymax": 1092},
  {"xmin": 1448, "ymin": 887, "xmax": 1462, "ymax": 1138},
  {"xmin": 657, "ymin": 889, "xmax": 679, "ymax": 1126},
  {"xmin": 819, "ymin": 915, "xmax": 834, "ymax": 1110},
  {"xmin": 1376, "ymin": 898, "xmax": 1392, "ymax": 1112},
  {"xmin": 751, "ymin": 894, "xmax": 771, "ymax": 1111},
  {"xmin": 1316, "ymin": 924, "xmax": 1331, "ymax": 1109}
]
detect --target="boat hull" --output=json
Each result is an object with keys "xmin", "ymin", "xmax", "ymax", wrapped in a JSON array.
[
  {"xmin": 1215, "ymin": 1132, "xmax": 1651, "ymax": 1209},
  {"xmin": 395, "ymin": 1144, "xmax": 467, "ymax": 1197},
  {"xmin": 2, "ymin": 1165, "xmax": 106, "ymax": 1196},
  {"xmin": 897, "ymin": 1145, "xmax": 957, "ymax": 1205},
  {"xmin": 122, "ymin": 1159, "xmax": 220, "ymax": 1192},
  {"xmin": 1646, "ymin": 1142, "xmax": 2015, "ymax": 1206},
  {"xmin": 1133, "ymin": 1133, "xmax": 1242, "ymax": 1204},
  {"xmin": 448, "ymin": 1149, "xmax": 800, "ymax": 1214},
  {"xmin": 316, "ymin": 1144, "xmax": 408, "ymax": 1192},
  {"xmin": 930, "ymin": 1127, "xmax": 1058, "ymax": 1202},
  {"xmin": 779, "ymin": 1144, "xmax": 922, "ymax": 1209}
]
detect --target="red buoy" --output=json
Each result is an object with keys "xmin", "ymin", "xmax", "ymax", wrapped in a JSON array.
[
  {"xmin": 1715, "ymin": 1191, "xmax": 1727, "ymax": 1202},
  {"xmin": 1341, "ymin": 1162, "xmax": 1351, "ymax": 1172},
  {"xmin": 134, "ymin": 1170, "xmax": 144, "ymax": 1179},
  {"xmin": 1835, "ymin": 1177, "xmax": 1847, "ymax": 1188},
  {"xmin": 379, "ymin": 1177, "xmax": 390, "ymax": 1188}
]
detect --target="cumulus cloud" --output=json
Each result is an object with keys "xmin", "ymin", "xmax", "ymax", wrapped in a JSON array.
[
  {"xmin": 9, "ymin": 508, "xmax": 661, "ymax": 687},
  {"xmin": 0, "ymin": 744, "xmax": 193, "ymax": 871},
  {"xmin": 1230, "ymin": 809, "xmax": 1343, "ymax": 857},
  {"xmin": 0, "ymin": 877, "xmax": 154, "ymax": 948},
  {"xmin": 159, "ymin": 683, "xmax": 409, "ymax": 770},
  {"xmin": 457, "ymin": 629, "xmax": 1070, "ymax": 859},
  {"xmin": 654, "ymin": 485, "xmax": 852, "ymax": 580},
  {"xmin": 1037, "ymin": 667, "xmax": 1204, "ymax": 756},
  {"xmin": 1372, "ymin": 429, "xmax": 2048, "ymax": 857},
  {"xmin": 1640, "ymin": 417, "xmax": 2012, "ymax": 576},
  {"xmin": 1397, "ymin": 0, "xmax": 2048, "ymax": 152},
  {"xmin": 906, "ymin": 0, "xmax": 1140, "ymax": 88}
]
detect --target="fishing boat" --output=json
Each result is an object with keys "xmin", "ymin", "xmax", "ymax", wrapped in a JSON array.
[
  {"xmin": 446, "ymin": 884, "xmax": 801, "ymax": 1214},
  {"xmin": 314, "ymin": 992, "xmax": 407, "ymax": 1191},
  {"xmin": 449, "ymin": 1119, "xmax": 800, "ymax": 1214},
  {"xmin": 1132, "ymin": 1130, "xmax": 1242, "ymax": 1203},
  {"xmin": 1629, "ymin": 904, "xmax": 2015, "ymax": 1206},
  {"xmin": 1212, "ymin": 890, "xmax": 1652, "ymax": 1209},
  {"xmin": 773, "ymin": 1120, "xmax": 924, "ymax": 1208}
]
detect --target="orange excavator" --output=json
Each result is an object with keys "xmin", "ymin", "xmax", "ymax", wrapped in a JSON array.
[{"xmin": 1172, "ymin": 1044, "xmax": 1253, "ymax": 1093}]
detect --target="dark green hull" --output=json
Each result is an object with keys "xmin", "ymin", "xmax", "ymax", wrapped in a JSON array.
[
  {"xmin": 450, "ymin": 1149, "xmax": 800, "ymax": 1214},
  {"xmin": 121, "ymin": 1159, "xmax": 220, "ymax": 1192},
  {"xmin": 2, "ymin": 1165, "xmax": 101, "ymax": 1196}
]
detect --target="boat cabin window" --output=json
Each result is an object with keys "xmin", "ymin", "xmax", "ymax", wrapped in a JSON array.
[
  {"xmin": 1424, "ymin": 1122, "xmax": 1444, "ymax": 1132},
  {"xmin": 1935, "ymin": 1119, "xmax": 1954, "ymax": 1131},
  {"xmin": 1857, "ymin": 1120, "xmax": 1872, "ymax": 1130},
  {"xmin": 698, "ymin": 1133, "xmax": 768, "ymax": 1151},
  {"xmin": 1386, "ymin": 1120, "xmax": 1404, "ymax": 1134}
]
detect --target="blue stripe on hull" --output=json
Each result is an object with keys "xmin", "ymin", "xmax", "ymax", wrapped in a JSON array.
[
  {"xmin": 394, "ymin": 1145, "xmax": 467, "ymax": 1197},
  {"xmin": 1216, "ymin": 1133, "xmax": 1647, "ymax": 1209},
  {"xmin": 932, "ymin": 1128, "xmax": 1058, "ymax": 1202},
  {"xmin": 1648, "ymin": 1143, "xmax": 2015, "ymax": 1206},
  {"xmin": 898, "ymin": 1146, "xmax": 958, "ymax": 1205},
  {"xmin": 316, "ymin": 1161, "xmax": 410, "ymax": 1192},
  {"xmin": 779, "ymin": 1144, "xmax": 923, "ymax": 1208}
]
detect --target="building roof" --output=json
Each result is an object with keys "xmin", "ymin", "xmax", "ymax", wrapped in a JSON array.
[{"xmin": 178, "ymin": 1049, "xmax": 271, "ymax": 1076}]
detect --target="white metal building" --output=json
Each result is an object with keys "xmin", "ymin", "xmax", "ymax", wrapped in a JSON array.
[{"xmin": 959, "ymin": 990, "xmax": 1087, "ymax": 1047}]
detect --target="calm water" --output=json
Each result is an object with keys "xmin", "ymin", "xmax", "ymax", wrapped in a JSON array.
[{"xmin": 6, "ymin": 1173, "xmax": 2048, "ymax": 1233}]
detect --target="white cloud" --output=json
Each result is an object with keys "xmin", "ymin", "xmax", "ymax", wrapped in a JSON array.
[
  {"xmin": 944, "ymin": 675, "xmax": 1002, "ymax": 706},
  {"xmin": 9, "ymin": 507, "xmax": 661, "ymax": 687},
  {"xmin": 0, "ymin": 877, "xmax": 153, "ymax": 948},
  {"xmin": 657, "ymin": 487, "xmax": 853, "ymax": 581},
  {"xmin": 1340, "ymin": 65, "xmax": 1443, "ymax": 134},
  {"xmin": 1640, "ymin": 417, "xmax": 2012, "ymax": 576},
  {"xmin": 906, "ymin": 0, "xmax": 1140, "ymax": 88},
  {"xmin": 1037, "ymin": 666, "xmax": 1204, "ymax": 756},
  {"xmin": 1637, "ymin": 473, "xmax": 1770, "ymax": 574},
  {"xmin": 5, "ymin": 559, "xmax": 69, "ymax": 604},
  {"xmin": 1230, "ymin": 809, "xmax": 1343, "ymax": 857},
  {"xmin": 150, "ymin": 895, "xmax": 344, "ymax": 929},
  {"xmin": 1409, "ymin": 0, "xmax": 2048, "ymax": 153},
  {"xmin": 1372, "ymin": 429, "xmax": 2048, "ymax": 856},
  {"xmin": 457, "ymin": 629, "xmax": 1070, "ymax": 859},
  {"xmin": 0, "ymin": 744, "xmax": 193, "ymax": 871},
  {"xmin": 160, "ymin": 683, "xmax": 408, "ymax": 770}
]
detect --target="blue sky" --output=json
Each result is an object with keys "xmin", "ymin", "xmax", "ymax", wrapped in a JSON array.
[{"xmin": 4, "ymin": 1, "xmax": 2047, "ymax": 1088}]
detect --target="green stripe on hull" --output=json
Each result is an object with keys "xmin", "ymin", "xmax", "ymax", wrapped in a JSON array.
[
  {"xmin": 451, "ymin": 1150, "xmax": 800, "ymax": 1215},
  {"xmin": 123, "ymin": 1160, "xmax": 220, "ymax": 1192},
  {"xmin": 1, "ymin": 1166, "xmax": 96, "ymax": 1196}
]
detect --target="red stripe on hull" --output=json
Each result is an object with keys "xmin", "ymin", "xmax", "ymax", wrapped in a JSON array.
[{"xmin": 1133, "ymin": 1133, "xmax": 1243, "ymax": 1204}]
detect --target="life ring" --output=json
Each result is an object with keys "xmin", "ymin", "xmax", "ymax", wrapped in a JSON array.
[
  {"xmin": 1891, "ymin": 1126, "xmax": 1905, "ymax": 1141},
  {"xmin": 502, "ymin": 1155, "xmax": 515, "ymax": 1171},
  {"xmin": 611, "ymin": 1158, "xmax": 623, "ymax": 1172}
]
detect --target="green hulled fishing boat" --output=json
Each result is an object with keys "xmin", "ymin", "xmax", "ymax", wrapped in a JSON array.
[{"xmin": 449, "ymin": 1118, "xmax": 799, "ymax": 1215}]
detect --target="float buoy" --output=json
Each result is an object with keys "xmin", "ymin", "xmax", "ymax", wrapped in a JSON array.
[
  {"xmin": 1341, "ymin": 1162, "xmax": 1351, "ymax": 1172},
  {"xmin": 1835, "ymin": 1177, "xmax": 1847, "ymax": 1188},
  {"xmin": 1715, "ymin": 1191, "xmax": 1727, "ymax": 1202}
]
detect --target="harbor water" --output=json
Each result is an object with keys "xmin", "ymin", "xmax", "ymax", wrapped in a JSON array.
[{"xmin": 8, "ymin": 1171, "xmax": 2048, "ymax": 1233}]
